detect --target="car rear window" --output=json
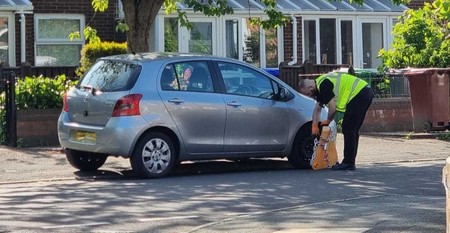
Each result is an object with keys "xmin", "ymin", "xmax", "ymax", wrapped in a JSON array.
[{"xmin": 77, "ymin": 60, "xmax": 142, "ymax": 92}]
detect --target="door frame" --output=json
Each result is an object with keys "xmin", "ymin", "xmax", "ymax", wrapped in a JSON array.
[{"xmin": 355, "ymin": 17, "xmax": 388, "ymax": 69}]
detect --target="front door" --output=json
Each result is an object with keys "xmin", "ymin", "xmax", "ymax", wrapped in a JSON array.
[{"xmin": 357, "ymin": 18, "xmax": 387, "ymax": 69}]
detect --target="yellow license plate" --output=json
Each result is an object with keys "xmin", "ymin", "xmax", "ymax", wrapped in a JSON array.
[{"xmin": 70, "ymin": 130, "xmax": 96, "ymax": 144}]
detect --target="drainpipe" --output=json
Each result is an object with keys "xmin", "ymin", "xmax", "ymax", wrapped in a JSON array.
[
  {"xmin": 19, "ymin": 12, "xmax": 26, "ymax": 63},
  {"xmin": 288, "ymin": 15, "xmax": 298, "ymax": 65}
]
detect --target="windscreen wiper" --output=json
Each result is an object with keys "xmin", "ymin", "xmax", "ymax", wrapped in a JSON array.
[{"xmin": 80, "ymin": 85, "xmax": 97, "ymax": 96}]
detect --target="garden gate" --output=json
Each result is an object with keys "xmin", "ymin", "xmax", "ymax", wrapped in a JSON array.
[{"xmin": 0, "ymin": 67, "xmax": 20, "ymax": 147}]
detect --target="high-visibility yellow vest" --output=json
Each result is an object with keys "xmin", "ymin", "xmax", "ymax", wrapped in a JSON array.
[{"xmin": 316, "ymin": 72, "xmax": 368, "ymax": 112}]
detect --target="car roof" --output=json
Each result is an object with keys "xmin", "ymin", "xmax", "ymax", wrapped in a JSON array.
[{"xmin": 100, "ymin": 52, "xmax": 237, "ymax": 64}]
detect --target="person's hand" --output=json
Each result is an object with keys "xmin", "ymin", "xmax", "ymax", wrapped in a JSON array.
[
  {"xmin": 321, "ymin": 120, "xmax": 331, "ymax": 126},
  {"xmin": 312, "ymin": 124, "xmax": 320, "ymax": 137}
]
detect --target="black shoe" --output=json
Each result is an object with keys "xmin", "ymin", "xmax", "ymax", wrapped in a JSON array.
[{"xmin": 332, "ymin": 163, "xmax": 356, "ymax": 171}]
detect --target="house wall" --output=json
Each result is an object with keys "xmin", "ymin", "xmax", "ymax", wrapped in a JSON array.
[
  {"xmin": 409, "ymin": 0, "xmax": 433, "ymax": 9},
  {"xmin": 16, "ymin": 0, "xmax": 126, "ymax": 66},
  {"xmin": 283, "ymin": 17, "xmax": 303, "ymax": 64}
]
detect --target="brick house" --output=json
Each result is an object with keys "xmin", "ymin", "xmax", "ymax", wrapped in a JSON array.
[
  {"xmin": 0, "ymin": 0, "xmax": 125, "ymax": 67},
  {"xmin": 0, "ymin": 0, "xmax": 429, "ymax": 69},
  {"xmin": 2, "ymin": 0, "xmax": 436, "ymax": 133}
]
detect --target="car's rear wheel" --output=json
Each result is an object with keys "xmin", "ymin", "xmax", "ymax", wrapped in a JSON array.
[
  {"xmin": 131, "ymin": 132, "xmax": 177, "ymax": 178},
  {"xmin": 65, "ymin": 149, "xmax": 108, "ymax": 171},
  {"xmin": 288, "ymin": 123, "xmax": 315, "ymax": 169}
]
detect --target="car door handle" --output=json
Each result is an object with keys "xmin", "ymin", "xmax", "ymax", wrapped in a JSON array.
[
  {"xmin": 227, "ymin": 101, "xmax": 241, "ymax": 107},
  {"xmin": 168, "ymin": 98, "xmax": 184, "ymax": 104}
]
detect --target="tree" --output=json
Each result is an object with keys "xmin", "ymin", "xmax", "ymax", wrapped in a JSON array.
[
  {"xmin": 380, "ymin": 0, "xmax": 450, "ymax": 68},
  {"xmin": 84, "ymin": 0, "xmax": 410, "ymax": 54}
]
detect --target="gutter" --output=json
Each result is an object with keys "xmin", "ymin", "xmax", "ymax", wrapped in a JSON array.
[
  {"xmin": 16, "ymin": 10, "xmax": 33, "ymax": 64},
  {"xmin": 288, "ymin": 14, "xmax": 298, "ymax": 65}
]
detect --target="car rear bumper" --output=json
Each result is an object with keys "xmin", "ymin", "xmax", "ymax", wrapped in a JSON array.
[{"xmin": 57, "ymin": 112, "xmax": 147, "ymax": 157}]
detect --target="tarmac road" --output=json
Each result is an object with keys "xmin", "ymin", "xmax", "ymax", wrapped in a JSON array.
[
  {"xmin": 0, "ymin": 134, "xmax": 449, "ymax": 232},
  {"xmin": 0, "ymin": 134, "xmax": 448, "ymax": 183}
]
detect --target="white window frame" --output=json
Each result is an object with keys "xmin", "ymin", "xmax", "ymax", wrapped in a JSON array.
[
  {"xmin": 179, "ymin": 16, "xmax": 217, "ymax": 55},
  {"xmin": 157, "ymin": 13, "xmax": 283, "ymax": 68},
  {"xmin": 34, "ymin": 14, "xmax": 85, "ymax": 66},
  {"xmin": 0, "ymin": 13, "xmax": 15, "ymax": 67},
  {"xmin": 302, "ymin": 14, "xmax": 398, "ymax": 68},
  {"xmin": 220, "ymin": 16, "xmax": 244, "ymax": 61},
  {"xmin": 337, "ymin": 17, "xmax": 357, "ymax": 66},
  {"xmin": 260, "ymin": 16, "xmax": 284, "ymax": 68},
  {"xmin": 303, "ymin": 15, "xmax": 343, "ymax": 65}
]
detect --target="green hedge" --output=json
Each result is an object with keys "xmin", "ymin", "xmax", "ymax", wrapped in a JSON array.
[
  {"xmin": 15, "ymin": 75, "xmax": 77, "ymax": 109},
  {"xmin": 77, "ymin": 41, "xmax": 127, "ymax": 76}
]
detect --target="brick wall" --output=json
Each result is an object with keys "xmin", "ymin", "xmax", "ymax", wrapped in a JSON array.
[
  {"xmin": 361, "ymin": 98, "xmax": 413, "ymax": 132},
  {"xmin": 283, "ymin": 16, "xmax": 302, "ymax": 64},
  {"xmin": 408, "ymin": 0, "xmax": 433, "ymax": 9},
  {"xmin": 17, "ymin": 0, "xmax": 127, "ymax": 66},
  {"xmin": 16, "ymin": 109, "xmax": 61, "ymax": 147}
]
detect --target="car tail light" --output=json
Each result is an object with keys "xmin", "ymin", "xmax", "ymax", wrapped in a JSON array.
[
  {"xmin": 112, "ymin": 94, "xmax": 142, "ymax": 117},
  {"xmin": 63, "ymin": 93, "xmax": 69, "ymax": 112}
]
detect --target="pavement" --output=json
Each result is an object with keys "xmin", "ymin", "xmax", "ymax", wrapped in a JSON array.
[{"xmin": 361, "ymin": 130, "xmax": 450, "ymax": 139}]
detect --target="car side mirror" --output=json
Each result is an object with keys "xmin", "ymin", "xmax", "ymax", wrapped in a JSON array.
[{"xmin": 275, "ymin": 87, "xmax": 288, "ymax": 100}]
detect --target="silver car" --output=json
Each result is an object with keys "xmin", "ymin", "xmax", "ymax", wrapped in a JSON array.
[{"xmin": 58, "ymin": 53, "xmax": 336, "ymax": 178}]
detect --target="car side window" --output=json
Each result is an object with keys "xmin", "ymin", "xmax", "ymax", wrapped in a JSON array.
[
  {"xmin": 218, "ymin": 62, "xmax": 275, "ymax": 99},
  {"xmin": 161, "ymin": 65, "xmax": 177, "ymax": 91},
  {"xmin": 165, "ymin": 61, "xmax": 213, "ymax": 92}
]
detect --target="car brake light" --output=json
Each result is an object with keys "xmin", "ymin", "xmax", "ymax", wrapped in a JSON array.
[
  {"xmin": 63, "ymin": 93, "xmax": 69, "ymax": 112},
  {"xmin": 112, "ymin": 94, "xmax": 142, "ymax": 117}
]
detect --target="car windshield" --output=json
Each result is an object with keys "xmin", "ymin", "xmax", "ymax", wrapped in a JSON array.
[{"xmin": 77, "ymin": 60, "xmax": 142, "ymax": 92}]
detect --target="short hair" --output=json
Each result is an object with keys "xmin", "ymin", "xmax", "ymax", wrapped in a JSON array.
[{"xmin": 298, "ymin": 78, "xmax": 310, "ymax": 90}]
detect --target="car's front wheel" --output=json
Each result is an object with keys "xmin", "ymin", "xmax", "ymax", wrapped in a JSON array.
[
  {"xmin": 131, "ymin": 132, "xmax": 177, "ymax": 178},
  {"xmin": 288, "ymin": 123, "xmax": 315, "ymax": 169},
  {"xmin": 65, "ymin": 149, "xmax": 108, "ymax": 171}
]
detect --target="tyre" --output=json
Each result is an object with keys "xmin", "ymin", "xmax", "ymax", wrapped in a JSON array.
[
  {"xmin": 288, "ymin": 123, "xmax": 315, "ymax": 169},
  {"xmin": 65, "ymin": 149, "xmax": 108, "ymax": 171},
  {"xmin": 423, "ymin": 121, "xmax": 432, "ymax": 132},
  {"xmin": 130, "ymin": 132, "xmax": 177, "ymax": 178}
]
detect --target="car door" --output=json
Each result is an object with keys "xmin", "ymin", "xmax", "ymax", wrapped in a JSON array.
[
  {"xmin": 217, "ymin": 61, "xmax": 290, "ymax": 152},
  {"xmin": 158, "ymin": 60, "xmax": 226, "ymax": 154}
]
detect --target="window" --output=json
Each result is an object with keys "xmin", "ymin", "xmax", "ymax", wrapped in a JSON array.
[
  {"xmin": 0, "ymin": 17, "xmax": 9, "ymax": 66},
  {"xmin": 225, "ymin": 20, "xmax": 239, "ymax": 59},
  {"xmin": 34, "ymin": 14, "xmax": 84, "ymax": 66},
  {"xmin": 243, "ymin": 18, "xmax": 260, "ymax": 67},
  {"xmin": 166, "ymin": 61, "xmax": 213, "ymax": 92},
  {"xmin": 189, "ymin": 22, "xmax": 212, "ymax": 54},
  {"xmin": 161, "ymin": 65, "xmax": 177, "ymax": 90},
  {"xmin": 320, "ymin": 19, "xmax": 336, "ymax": 64},
  {"xmin": 341, "ymin": 20, "xmax": 353, "ymax": 65},
  {"xmin": 304, "ymin": 20, "xmax": 317, "ymax": 63},
  {"xmin": 218, "ymin": 62, "xmax": 275, "ymax": 99},
  {"xmin": 78, "ymin": 60, "xmax": 141, "ymax": 92},
  {"xmin": 164, "ymin": 18, "xmax": 178, "ymax": 52},
  {"xmin": 265, "ymin": 27, "xmax": 278, "ymax": 68}
]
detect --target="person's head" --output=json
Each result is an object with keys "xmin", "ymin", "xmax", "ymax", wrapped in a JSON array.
[{"xmin": 298, "ymin": 78, "xmax": 317, "ymax": 97}]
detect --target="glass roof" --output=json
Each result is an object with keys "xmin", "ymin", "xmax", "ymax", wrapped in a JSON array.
[
  {"xmin": 0, "ymin": 0, "xmax": 32, "ymax": 10},
  {"xmin": 179, "ymin": 0, "xmax": 407, "ymax": 12}
]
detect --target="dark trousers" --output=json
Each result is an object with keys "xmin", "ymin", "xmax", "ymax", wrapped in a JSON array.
[{"xmin": 341, "ymin": 87, "xmax": 373, "ymax": 165}]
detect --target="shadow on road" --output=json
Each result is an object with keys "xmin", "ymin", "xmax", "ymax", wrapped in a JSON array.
[{"xmin": 74, "ymin": 158, "xmax": 294, "ymax": 180}]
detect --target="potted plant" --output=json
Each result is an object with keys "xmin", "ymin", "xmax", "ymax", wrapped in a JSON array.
[{"xmin": 379, "ymin": 0, "xmax": 450, "ymax": 132}]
